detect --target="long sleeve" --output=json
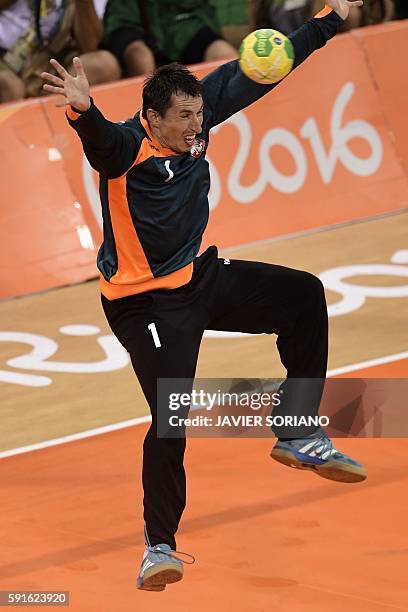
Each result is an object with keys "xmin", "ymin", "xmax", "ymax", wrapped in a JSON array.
[
  {"xmin": 66, "ymin": 100, "xmax": 142, "ymax": 179},
  {"xmin": 203, "ymin": 9, "xmax": 343, "ymax": 129}
]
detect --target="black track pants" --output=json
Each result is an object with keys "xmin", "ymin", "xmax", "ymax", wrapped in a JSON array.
[{"xmin": 101, "ymin": 246, "xmax": 328, "ymax": 549}]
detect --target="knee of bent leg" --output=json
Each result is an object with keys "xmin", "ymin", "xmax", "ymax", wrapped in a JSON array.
[
  {"xmin": 301, "ymin": 271, "xmax": 326, "ymax": 302},
  {"xmin": 0, "ymin": 70, "xmax": 25, "ymax": 101},
  {"xmin": 96, "ymin": 50, "xmax": 121, "ymax": 81},
  {"xmin": 79, "ymin": 50, "xmax": 121, "ymax": 85},
  {"xmin": 123, "ymin": 40, "xmax": 155, "ymax": 75}
]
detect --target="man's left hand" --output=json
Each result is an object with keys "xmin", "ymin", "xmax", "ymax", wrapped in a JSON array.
[{"xmin": 326, "ymin": 0, "xmax": 363, "ymax": 20}]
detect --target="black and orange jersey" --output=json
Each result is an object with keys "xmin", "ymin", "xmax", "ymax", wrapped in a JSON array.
[{"xmin": 67, "ymin": 9, "xmax": 342, "ymax": 300}]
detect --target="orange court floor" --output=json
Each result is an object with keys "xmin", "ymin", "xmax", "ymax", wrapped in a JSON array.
[{"xmin": 0, "ymin": 211, "xmax": 407, "ymax": 611}]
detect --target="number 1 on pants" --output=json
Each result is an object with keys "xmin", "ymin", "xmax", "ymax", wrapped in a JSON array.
[{"xmin": 148, "ymin": 322, "xmax": 162, "ymax": 348}]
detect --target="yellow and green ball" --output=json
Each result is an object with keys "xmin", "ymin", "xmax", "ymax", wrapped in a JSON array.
[{"xmin": 239, "ymin": 29, "xmax": 295, "ymax": 84}]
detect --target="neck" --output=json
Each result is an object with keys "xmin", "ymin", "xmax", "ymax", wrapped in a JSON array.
[{"xmin": 148, "ymin": 120, "xmax": 168, "ymax": 149}]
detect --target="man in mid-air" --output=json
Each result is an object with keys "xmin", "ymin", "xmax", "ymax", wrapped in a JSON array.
[{"xmin": 42, "ymin": 0, "xmax": 366, "ymax": 592}]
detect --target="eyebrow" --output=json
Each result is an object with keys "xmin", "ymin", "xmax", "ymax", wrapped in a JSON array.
[{"xmin": 180, "ymin": 105, "xmax": 204, "ymax": 113}]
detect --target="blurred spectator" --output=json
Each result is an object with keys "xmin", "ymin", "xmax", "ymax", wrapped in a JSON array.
[
  {"xmin": 359, "ymin": 0, "xmax": 393, "ymax": 25},
  {"xmin": 103, "ymin": 0, "xmax": 238, "ymax": 78},
  {"xmin": 254, "ymin": 0, "xmax": 315, "ymax": 35},
  {"xmin": 103, "ymin": 0, "xmax": 156, "ymax": 76},
  {"xmin": 0, "ymin": 0, "xmax": 120, "ymax": 103},
  {"xmin": 393, "ymin": 0, "xmax": 408, "ymax": 19},
  {"xmin": 312, "ymin": 0, "xmax": 393, "ymax": 30},
  {"xmin": 216, "ymin": 0, "xmax": 252, "ymax": 49}
]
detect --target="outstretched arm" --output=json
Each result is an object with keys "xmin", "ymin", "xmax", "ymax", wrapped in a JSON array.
[
  {"xmin": 41, "ymin": 57, "xmax": 140, "ymax": 179},
  {"xmin": 203, "ymin": 1, "xmax": 363, "ymax": 129}
]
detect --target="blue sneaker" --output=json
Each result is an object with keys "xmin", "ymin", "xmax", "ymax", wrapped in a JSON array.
[
  {"xmin": 271, "ymin": 427, "xmax": 367, "ymax": 483},
  {"xmin": 137, "ymin": 543, "xmax": 195, "ymax": 591}
]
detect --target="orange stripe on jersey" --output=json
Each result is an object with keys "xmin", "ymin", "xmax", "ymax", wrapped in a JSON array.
[
  {"xmin": 100, "ymin": 262, "xmax": 194, "ymax": 300},
  {"xmin": 134, "ymin": 137, "xmax": 171, "ymax": 168},
  {"xmin": 107, "ymin": 175, "xmax": 153, "ymax": 285},
  {"xmin": 66, "ymin": 107, "xmax": 81, "ymax": 121},
  {"xmin": 314, "ymin": 5, "xmax": 333, "ymax": 18},
  {"xmin": 139, "ymin": 115, "xmax": 178, "ymax": 157}
]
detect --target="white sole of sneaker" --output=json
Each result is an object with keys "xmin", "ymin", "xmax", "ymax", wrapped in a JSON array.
[{"xmin": 270, "ymin": 448, "xmax": 367, "ymax": 483}]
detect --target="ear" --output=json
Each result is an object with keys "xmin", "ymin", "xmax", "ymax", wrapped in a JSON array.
[{"xmin": 146, "ymin": 108, "xmax": 160, "ymax": 128}]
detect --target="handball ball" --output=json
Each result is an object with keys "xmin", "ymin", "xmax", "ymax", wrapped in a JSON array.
[{"xmin": 239, "ymin": 29, "xmax": 295, "ymax": 84}]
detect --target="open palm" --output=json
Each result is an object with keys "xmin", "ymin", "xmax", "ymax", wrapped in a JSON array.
[
  {"xmin": 326, "ymin": 0, "xmax": 364, "ymax": 20},
  {"xmin": 41, "ymin": 57, "xmax": 90, "ymax": 111}
]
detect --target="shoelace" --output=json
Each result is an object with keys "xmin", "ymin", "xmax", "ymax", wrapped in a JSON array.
[
  {"xmin": 148, "ymin": 545, "xmax": 196, "ymax": 565},
  {"xmin": 312, "ymin": 436, "xmax": 341, "ymax": 461}
]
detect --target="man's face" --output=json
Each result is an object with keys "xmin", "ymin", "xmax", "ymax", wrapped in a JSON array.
[{"xmin": 148, "ymin": 93, "xmax": 204, "ymax": 154}]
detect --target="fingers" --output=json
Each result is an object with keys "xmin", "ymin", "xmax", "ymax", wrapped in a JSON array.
[
  {"xmin": 73, "ymin": 56, "xmax": 86, "ymax": 78},
  {"xmin": 40, "ymin": 71, "xmax": 64, "ymax": 87},
  {"xmin": 347, "ymin": 0, "xmax": 363, "ymax": 5},
  {"xmin": 42, "ymin": 83, "xmax": 66, "ymax": 96},
  {"xmin": 49, "ymin": 58, "xmax": 69, "ymax": 79}
]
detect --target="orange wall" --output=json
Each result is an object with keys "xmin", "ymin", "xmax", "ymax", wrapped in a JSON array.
[{"xmin": 1, "ymin": 21, "xmax": 407, "ymax": 299}]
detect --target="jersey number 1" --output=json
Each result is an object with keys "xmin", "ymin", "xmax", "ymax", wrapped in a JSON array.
[{"xmin": 148, "ymin": 322, "xmax": 162, "ymax": 348}]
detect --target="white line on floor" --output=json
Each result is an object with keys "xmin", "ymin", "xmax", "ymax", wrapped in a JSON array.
[
  {"xmin": 327, "ymin": 351, "xmax": 408, "ymax": 376},
  {"xmin": 0, "ymin": 351, "xmax": 406, "ymax": 460}
]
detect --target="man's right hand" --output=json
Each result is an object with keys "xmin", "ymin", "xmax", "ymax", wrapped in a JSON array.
[
  {"xmin": 326, "ymin": 0, "xmax": 363, "ymax": 20},
  {"xmin": 41, "ymin": 56, "xmax": 91, "ymax": 111}
]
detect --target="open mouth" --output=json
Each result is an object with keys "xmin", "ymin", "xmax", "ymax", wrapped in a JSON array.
[{"xmin": 184, "ymin": 135, "xmax": 195, "ymax": 146}]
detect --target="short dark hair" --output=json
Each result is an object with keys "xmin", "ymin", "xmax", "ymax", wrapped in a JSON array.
[{"xmin": 142, "ymin": 63, "xmax": 203, "ymax": 119}]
